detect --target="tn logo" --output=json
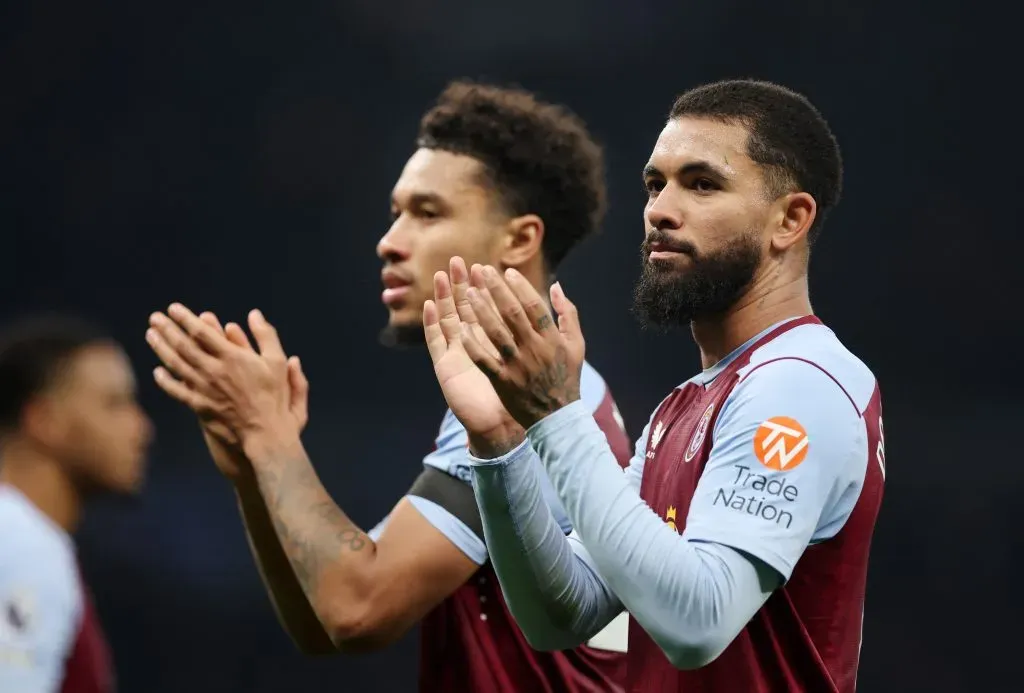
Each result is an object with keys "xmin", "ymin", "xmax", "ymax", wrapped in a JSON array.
[{"xmin": 753, "ymin": 417, "xmax": 809, "ymax": 471}]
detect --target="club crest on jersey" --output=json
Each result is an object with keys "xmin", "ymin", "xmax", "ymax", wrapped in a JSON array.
[
  {"xmin": 684, "ymin": 403, "xmax": 715, "ymax": 462},
  {"xmin": 665, "ymin": 505, "xmax": 678, "ymax": 532}
]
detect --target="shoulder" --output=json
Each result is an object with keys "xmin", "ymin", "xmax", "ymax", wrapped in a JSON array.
[
  {"xmin": 712, "ymin": 324, "xmax": 877, "ymax": 459},
  {"xmin": 0, "ymin": 489, "xmax": 80, "ymax": 602},
  {"xmin": 736, "ymin": 322, "xmax": 877, "ymax": 416},
  {"xmin": 0, "ymin": 489, "xmax": 81, "ymax": 664},
  {"xmin": 422, "ymin": 409, "xmax": 472, "ymax": 483}
]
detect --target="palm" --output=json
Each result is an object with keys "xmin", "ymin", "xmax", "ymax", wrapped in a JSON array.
[{"xmin": 432, "ymin": 340, "xmax": 509, "ymax": 434}]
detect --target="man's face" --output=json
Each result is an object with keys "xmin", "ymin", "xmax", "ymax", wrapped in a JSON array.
[
  {"xmin": 376, "ymin": 148, "xmax": 505, "ymax": 346},
  {"xmin": 633, "ymin": 117, "xmax": 773, "ymax": 329},
  {"xmin": 47, "ymin": 344, "xmax": 153, "ymax": 494}
]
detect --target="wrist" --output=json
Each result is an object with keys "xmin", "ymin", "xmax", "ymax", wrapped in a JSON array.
[
  {"xmin": 468, "ymin": 423, "xmax": 526, "ymax": 460},
  {"xmin": 240, "ymin": 425, "xmax": 305, "ymax": 470}
]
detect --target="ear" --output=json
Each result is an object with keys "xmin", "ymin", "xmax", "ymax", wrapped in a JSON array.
[
  {"xmin": 771, "ymin": 192, "xmax": 816, "ymax": 252},
  {"xmin": 498, "ymin": 214, "xmax": 545, "ymax": 268},
  {"xmin": 21, "ymin": 397, "xmax": 65, "ymax": 448}
]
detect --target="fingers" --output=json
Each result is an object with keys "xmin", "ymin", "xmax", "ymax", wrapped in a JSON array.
[
  {"xmin": 550, "ymin": 282, "xmax": 581, "ymax": 338},
  {"xmin": 551, "ymin": 282, "xmax": 585, "ymax": 358},
  {"xmin": 153, "ymin": 366, "xmax": 214, "ymax": 413},
  {"xmin": 287, "ymin": 356, "xmax": 309, "ymax": 427},
  {"xmin": 467, "ymin": 286, "xmax": 518, "ymax": 362},
  {"xmin": 433, "ymin": 271, "xmax": 462, "ymax": 342},
  {"xmin": 224, "ymin": 322, "xmax": 254, "ymax": 351},
  {"xmin": 450, "ymin": 256, "xmax": 479, "ymax": 324},
  {"xmin": 476, "ymin": 265, "xmax": 536, "ymax": 345},
  {"xmin": 199, "ymin": 312, "xmax": 225, "ymax": 333},
  {"xmin": 459, "ymin": 323, "xmax": 504, "ymax": 382},
  {"xmin": 468, "ymin": 264, "xmax": 502, "ymax": 318},
  {"xmin": 198, "ymin": 312, "xmax": 255, "ymax": 352},
  {"xmin": 504, "ymin": 268, "xmax": 556, "ymax": 336},
  {"xmin": 148, "ymin": 312, "xmax": 218, "ymax": 378},
  {"xmin": 167, "ymin": 303, "xmax": 231, "ymax": 355},
  {"xmin": 247, "ymin": 310, "xmax": 286, "ymax": 361},
  {"xmin": 422, "ymin": 299, "xmax": 449, "ymax": 364}
]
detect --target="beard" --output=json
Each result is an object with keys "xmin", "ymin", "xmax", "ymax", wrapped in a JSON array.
[
  {"xmin": 631, "ymin": 228, "xmax": 761, "ymax": 331},
  {"xmin": 378, "ymin": 321, "xmax": 426, "ymax": 349}
]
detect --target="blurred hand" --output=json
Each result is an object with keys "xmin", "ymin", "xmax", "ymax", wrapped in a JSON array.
[
  {"xmin": 424, "ymin": 257, "xmax": 525, "ymax": 458},
  {"xmin": 146, "ymin": 305, "xmax": 309, "ymax": 479}
]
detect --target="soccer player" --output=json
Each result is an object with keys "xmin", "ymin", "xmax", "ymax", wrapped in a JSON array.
[
  {"xmin": 423, "ymin": 79, "xmax": 885, "ymax": 692},
  {"xmin": 0, "ymin": 316, "xmax": 153, "ymax": 693},
  {"xmin": 144, "ymin": 82, "xmax": 631, "ymax": 691}
]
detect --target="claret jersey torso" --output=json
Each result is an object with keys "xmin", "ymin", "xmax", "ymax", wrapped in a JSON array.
[
  {"xmin": 379, "ymin": 361, "xmax": 632, "ymax": 692},
  {"xmin": 627, "ymin": 316, "xmax": 884, "ymax": 693}
]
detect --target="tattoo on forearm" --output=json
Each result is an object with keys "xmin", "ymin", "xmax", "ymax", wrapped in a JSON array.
[{"xmin": 256, "ymin": 455, "xmax": 368, "ymax": 599}]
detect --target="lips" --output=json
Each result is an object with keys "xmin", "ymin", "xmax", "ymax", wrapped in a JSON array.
[
  {"xmin": 646, "ymin": 240, "xmax": 687, "ymax": 255},
  {"xmin": 381, "ymin": 271, "xmax": 412, "ymax": 306},
  {"xmin": 644, "ymin": 236, "xmax": 693, "ymax": 263}
]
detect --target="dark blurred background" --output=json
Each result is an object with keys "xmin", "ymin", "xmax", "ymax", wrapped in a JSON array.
[{"xmin": 2, "ymin": 0, "xmax": 1019, "ymax": 690}]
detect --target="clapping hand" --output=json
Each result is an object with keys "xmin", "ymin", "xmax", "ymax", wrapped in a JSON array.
[{"xmin": 146, "ymin": 305, "xmax": 309, "ymax": 477}]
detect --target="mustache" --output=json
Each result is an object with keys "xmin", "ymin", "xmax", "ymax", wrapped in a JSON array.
[{"xmin": 641, "ymin": 230, "xmax": 697, "ymax": 257}]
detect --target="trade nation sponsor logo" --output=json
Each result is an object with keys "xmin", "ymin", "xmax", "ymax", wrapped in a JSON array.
[{"xmin": 712, "ymin": 416, "xmax": 809, "ymax": 528}]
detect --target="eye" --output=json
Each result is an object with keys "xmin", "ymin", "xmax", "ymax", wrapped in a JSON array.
[
  {"xmin": 644, "ymin": 179, "xmax": 664, "ymax": 195},
  {"xmin": 691, "ymin": 177, "xmax": 718, "ymax": 193},
  {"xmin": 417, "ymin": 207, "xmax": 440, "ymax": 220}
]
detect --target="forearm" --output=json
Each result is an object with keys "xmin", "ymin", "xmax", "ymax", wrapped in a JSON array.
[
  {"xmin": 242, "ymin": 431, "xmax": 379, "ymax": 648},
  {"xmin": 470, "ymin": 440, "xmax": 622, "ymax": 651},
  {"xmin": 233, "ymin": 474, "xmax": 336, "ymax": 654},
  {"xmin": 528, "ymin": 401, "xmax": 778, "ymax": 668}
]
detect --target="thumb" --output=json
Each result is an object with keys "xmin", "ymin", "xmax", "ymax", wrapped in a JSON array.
[
  {"xmin": 287, "ymin": 356, "xmax": 309, "ymax": 426},
  {"xmin": 551, "ymin": 282, "xmax": 584, "ymax": 357}
]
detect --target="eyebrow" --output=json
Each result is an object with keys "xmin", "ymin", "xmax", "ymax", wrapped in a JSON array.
[
  {"xmin": 391, "ymin": 191, "xmax": 446, "ymax": 208},
  {"xmin": 642, "ymin": 159, "xmax": 731, "ymax": 182}
]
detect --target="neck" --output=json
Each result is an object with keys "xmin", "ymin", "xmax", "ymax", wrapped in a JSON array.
[
  {"xmin": 0, "ymin": 442, "xmax": 82, "ymax": 532},
  {"xmin": 692, "ymin": 273, "xmax": 812, "ymax": 369}
]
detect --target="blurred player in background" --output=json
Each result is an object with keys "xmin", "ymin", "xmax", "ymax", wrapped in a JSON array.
[
  {"xmin": 145, "ymin": 82, "xmax": 631, "ymax": 691},
  {"xmin": 425, "ymin": 79, "xmax": 885, "ymax": 692},
  {"xmin": 0, "ymin": 316, "xmax": 153, "ymax": 693}
]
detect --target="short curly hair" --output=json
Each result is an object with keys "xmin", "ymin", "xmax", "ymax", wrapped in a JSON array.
[
  {"xmin": 670, "ymin": 79, "xmax": 843, "ymax": 244},
  {"xmin": 417, "ymin": 80, "xmax": 606, "ymax": 270},
  {"xmin": 0, "ymin": 314, "xmax": 110, "ymax": 434}
]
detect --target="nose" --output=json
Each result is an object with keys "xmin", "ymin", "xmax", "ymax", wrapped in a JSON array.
[
  {"xmin": 645, "ymin": 184, "xmax": 684, "ymax": 233},
  {"xmin": 376, "ymin": 221, "xmax": 411, "ymax": 263}
]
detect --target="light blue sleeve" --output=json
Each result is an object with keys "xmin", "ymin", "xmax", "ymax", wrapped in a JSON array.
[
  {"xmin": 465, "ymin": 414, "xmax": 652, "ymax": 650},
  {"xmin": 0, "ymin": 535, "xmax": 81, "ymax": 692},
  {"xmin": 524, "ymin": 400, "xmax": 778, "ymax": 669},
  {"xmin": 684, "ymin": 358, "xmax": 868, "ymax": 580},
  {"xmin": 408, "ymin": 410, "xmax": 488, "ymax": 564},
  {"xmin": 411, "ymin": 366, "xmax": 627, "ymax": 573}
]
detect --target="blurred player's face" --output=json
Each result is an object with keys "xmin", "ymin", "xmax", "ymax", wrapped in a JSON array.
[
  {"xmin": 376, "ymin": 148, "xmax": 507, "ymax": 346},
  {"xmin": 47, "ymin": 344, "xmax": 153, "ymax": 494},
  {"xmin": 633, "ymin": 117, "xmax": 774, "ymax": 329}
]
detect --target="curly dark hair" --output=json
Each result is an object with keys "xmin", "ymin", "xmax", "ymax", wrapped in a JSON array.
[
  {"xmin": 670, "ymin": 79, "xmax": 843, "ymax": 244},
  {"xmin": 417, "ymin": 80, "xmax": 606, "ymax": 270},
  {"xmin": 0, "ymin": 314, "xmax": 110, "ymax": 433}
]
